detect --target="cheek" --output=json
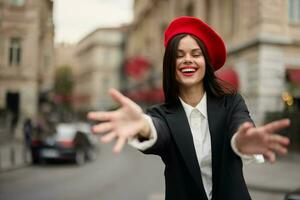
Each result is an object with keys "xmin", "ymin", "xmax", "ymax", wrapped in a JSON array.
[
  {"xmin": 175, "ymin": 59, "xmax": 181, "ymax": 78},
  {"xmin": 197, "ymin": 59, "xmax": 206, "ymax": 79},
  {"xmin": 175, "ymin": 69, "xmax": 180, "ymax": 81},
  {"xmin": 198, "ymin": 59, "xmax": 206, "ymax": 71},
  {"xmin": 176, "ymin": 59, "xmax": 181, "ymax": 69}
]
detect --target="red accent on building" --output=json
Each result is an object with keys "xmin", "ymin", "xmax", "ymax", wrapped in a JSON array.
[
  {"xmin": 126, "ymin": 88, "xmax": 164, "ymax": 103},
  {"xmin": 287, "ymin": 68, "xmax": 300, "ymax": 84},
  {"xmin": 215, "ymin": 68, "xmax": 239, "ymax": 90},
  {"xmin": 125, "ymin": 57, "xmax": 150, "ymax": 79}
]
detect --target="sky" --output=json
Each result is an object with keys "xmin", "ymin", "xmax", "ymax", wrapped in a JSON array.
[{"xmin": 53, "ymin": 0, "xmax": 134, "ymax": 44}]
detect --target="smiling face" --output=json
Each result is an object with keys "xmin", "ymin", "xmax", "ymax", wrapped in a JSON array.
[{"xmin": 175, "ymin": 35, "xmax": 206, "ymax": 91}]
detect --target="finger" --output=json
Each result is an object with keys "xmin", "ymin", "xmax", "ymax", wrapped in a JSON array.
[
  {"xmin": 264, "ymin": 150, "xmax": 276, "ymax": 163},
  {"xmin": 92, "ymin": 122, "xmax": 113, "ymax": 134},
  {"xmin": 113, "ymin": 137, "xmax": 126, "ymax": 154},
  {"xmin": 109, "ymin": 88, "xmax": 129, "ymax": 106},
  {"xmin": 268, "ymin": 134, "xmax": 290, "ymax": 146},
  {"xmin": 264, "ymin": 119, "xmax": 290, "ymax": 133},
  {"xmin": 100, "ymin": 132, "xmax": 117, "ymax": 144},
  {"xmin": 268, "ymin": 142, "xmax": 288, "ymax": 155},
  {"xmin": 87, "ymin": 111, "xmax": 114, "ymax": 122}
]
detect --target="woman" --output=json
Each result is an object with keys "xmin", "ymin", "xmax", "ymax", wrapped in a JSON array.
[{"xmin": 88, "ymin": 16, "xmax": 290, "ymax": 200}]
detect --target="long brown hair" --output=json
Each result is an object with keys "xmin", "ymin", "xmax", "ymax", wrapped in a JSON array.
[{"xmin": 163, "ymin": 34, "xmax": 235, "ymax": 104}]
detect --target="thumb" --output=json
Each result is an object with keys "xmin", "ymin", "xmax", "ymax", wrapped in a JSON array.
[
  {"xmin": 237, "ymin": 122, "xmax": 253, "ymax": 136},
  {"xmin": 108, "ymin": 88, "xmax": 129, "ymax": 106}
]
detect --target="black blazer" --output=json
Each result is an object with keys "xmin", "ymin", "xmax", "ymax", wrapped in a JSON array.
[{"xmin": 143, "ymin": 93, "xmax": 253, "ymax": 200}]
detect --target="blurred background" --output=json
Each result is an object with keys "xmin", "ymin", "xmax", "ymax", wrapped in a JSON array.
[{"xmin": 0, "ymin": 0, "xmax": 300, "ymax": 200}]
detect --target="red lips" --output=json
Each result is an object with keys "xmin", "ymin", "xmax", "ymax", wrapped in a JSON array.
[{"xmin": 179, "ymin": 66, "xmax": 197, "ymax": 77}]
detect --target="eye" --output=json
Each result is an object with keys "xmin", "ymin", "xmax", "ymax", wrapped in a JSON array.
[
  {"xmin": 176, "ymin": 53, "xmax": 184, "ymax": 58},
  {"xmin": 192, "ymin": 51, "xmax": 203, "ymax": 57},
  {"xmin": 192, "ymin": 53, "xmax": 202, "ymax": 57}
]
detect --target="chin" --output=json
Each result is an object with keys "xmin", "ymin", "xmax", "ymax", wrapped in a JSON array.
[{"xmin": 178, "ymin": 80, "xmax": 202, "ymax": 88}]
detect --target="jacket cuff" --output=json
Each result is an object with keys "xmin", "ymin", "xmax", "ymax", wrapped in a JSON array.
[
  {"xmin": 128, "ymin": 114, "xmax": 157, "ymax": 151},
  {"xmin": 231, "ymin": 133, "xmax": 264, "ymax": 164}
]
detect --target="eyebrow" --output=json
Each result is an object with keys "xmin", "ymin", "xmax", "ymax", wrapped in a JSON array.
[{"xmin": 177, "ymin": 48, "xmax": 202, "ymax": 53}]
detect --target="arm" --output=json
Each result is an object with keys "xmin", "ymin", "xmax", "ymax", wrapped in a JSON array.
[
  {"xmin": 129, "ymin": 109, "xmax": 171, "ymax": 156},
  {"xmin": 227, "ymin": 94, "xmax": 261, "ymax": 163},
  {"xmin": 128, "ymin": 114, "xmax": 158, "ymax": 151},
  {"xmin": 229, "ymin": 94, "xmax": 290, "ymax": 163},
  {"xmin": 231, "ymin": 133, "xmax": 264, "ymax": 163}
]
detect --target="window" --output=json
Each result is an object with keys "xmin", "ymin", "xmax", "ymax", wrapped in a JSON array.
[
  {"xmin": 289, "ymin": 0, "xmax": 300, "ymax": 23},
  {"xmin": 9, "ymin": 38, "xmax": 22, "ymax": 66},
  {"xmin": 9, "ymin": 0, "xmax": 25, "ymax": 6}
]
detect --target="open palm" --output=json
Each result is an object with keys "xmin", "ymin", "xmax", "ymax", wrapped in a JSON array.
[
  {"xmin": 87, "ymin": 89, "xmax": 149, "ymax": 154},
  {"xmin": 235, "ymin": 119, "xmax": 290, "ymax": 163}
]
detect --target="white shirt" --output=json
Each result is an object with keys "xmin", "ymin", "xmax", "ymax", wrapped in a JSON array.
[
  {"xmin": 128, "ymin": 93, "xmax": 264, "ymax": 200},
  {"xmin": 179, "ymin": 94, "xmax": 212, "ymax": 198}
]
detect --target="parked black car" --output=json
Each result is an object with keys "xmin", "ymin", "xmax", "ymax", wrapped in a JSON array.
[
  {"xmin": 30, "ymin": 122, "xmax": 99, "ymax": 165},
  {"xmin": 285, "ymin": 188, "xmax": 300, "ymax": 200}
]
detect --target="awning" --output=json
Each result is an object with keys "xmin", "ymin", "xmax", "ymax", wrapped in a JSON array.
[
  {"xmin": 126, "ymin": 88, "xmax": 164, "ymax": 103},
  {"xmin": 286, "ymin": 68, "xmax": 300, "ymax": 84},
  {"xmin": 124, "ymin": 57, "xmax": 150, "ymax": 79},
  {"xmin": 215, "ymin": 68, "xmax": 239, "ymax": 90}
]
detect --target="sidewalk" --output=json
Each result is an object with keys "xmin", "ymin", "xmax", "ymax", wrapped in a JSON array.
[
  {"xmin": 244, "ymin": 152, "xmax": 300, "ymax": 194},
  {"xmin": 0, "ymin": 138, "xmax": 29, "ymax": 172},
  {"xmin": 0, "ymin": 135, "xmax": 299, "ymax": 196}
]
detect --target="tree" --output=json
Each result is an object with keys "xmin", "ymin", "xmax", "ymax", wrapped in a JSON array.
[
  {"xmin": 54, "ymin": 66, "xmax": 73, "ymax": 97},
  {"xmin": 54, "ymin": 66, "xmax": 74, "ymax": 121}
]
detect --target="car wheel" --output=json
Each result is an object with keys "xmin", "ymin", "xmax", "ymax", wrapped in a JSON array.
[
  {"xmin": 32, "ymin": 156, "xmax": 40, "ymax": 164},
  {"xmin": 31, "ymin": 150, "xmax": 40, "ymax": 165},
  {"xmin": 75, "ymin": 150, "xmax": 85, "ymax": 165}
]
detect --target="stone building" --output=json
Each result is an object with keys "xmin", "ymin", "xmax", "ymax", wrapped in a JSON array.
[
  {"xmin": 0, "ymin": 0, "xmax": 54, "ymax": 121},
  {"xmin": 125, "ymin": 0, "xmax": 300, "ymax": 124},
  {"xmin": 74, "ymin": 27, "xmax": 126, "ymax": 112}
]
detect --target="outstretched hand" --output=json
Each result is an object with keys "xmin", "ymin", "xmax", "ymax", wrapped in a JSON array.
[
  {"xmin": 87, "ymin": 89, "xmax": 150, "ymax": 154},
  {"xmin": 235, "ymin": 119, "xmax": 290, "ymax": 163}
]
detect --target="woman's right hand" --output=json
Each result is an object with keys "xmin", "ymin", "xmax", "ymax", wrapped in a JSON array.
[{"xmin": 87, "ymin": 88, "xmax": 150, "ymax": 154}]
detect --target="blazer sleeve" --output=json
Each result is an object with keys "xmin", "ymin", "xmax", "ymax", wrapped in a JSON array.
[
  {"xmin": 141, "ymin": 106, "xmax": 171, "ymax": 157},
  {"xmin": 227, "ymin": 93, "xmax": 254, "ymax": 138}
]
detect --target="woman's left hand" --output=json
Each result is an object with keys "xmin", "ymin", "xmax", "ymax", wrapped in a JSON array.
[{"xmin": 235, "ymin": 119, "xmax": 290, "ymax": 163}]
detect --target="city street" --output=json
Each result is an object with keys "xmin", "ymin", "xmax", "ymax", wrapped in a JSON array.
[
  {"xmin": 1, "ymin": 139, "xmax": 299, "ymax": 200},
  {"xmin": 1, "ymin": 1, "xmax": 300, "ymax": 200},
  {"xmin": 0, "ymin": 143, "xmax": 165, "ymax": 200}
]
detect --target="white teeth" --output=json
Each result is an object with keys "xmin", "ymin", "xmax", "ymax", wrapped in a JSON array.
[{"xmin": 181, "ymin": 68, "xmax": 196, "ymax": 73}]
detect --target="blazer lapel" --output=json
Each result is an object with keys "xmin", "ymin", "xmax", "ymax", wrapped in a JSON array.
[
  {"xmin": 164, "ymin": 100, "xmax": 208, "ymax": 199},
  {"xmin": 207, "ymin": 95, "xmax": 225, "ymax": 198}
]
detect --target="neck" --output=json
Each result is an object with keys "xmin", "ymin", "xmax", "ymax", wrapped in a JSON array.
[{"xmin": 179, "ymin": 85, "xmax": 205, "ymax": 107}]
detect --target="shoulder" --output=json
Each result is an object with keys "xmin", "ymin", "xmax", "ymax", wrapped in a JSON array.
[
  {"xmin": 225, "ymin": 92, "xmax": 244, "ymax": 104},
  {"xmin": 223, "ymin": 92, "xmax": 249, "ymax": 113},
  {"xmin": 146, "ymin": 103, "xmax": 168, "ymax": 116},
  {"xmin": 208, "ymin": 92, "xmax": 246, "ymax": 110},
  {"xmin": 222, "ymin": 91, "xmax": 244, "ymax": 103}
]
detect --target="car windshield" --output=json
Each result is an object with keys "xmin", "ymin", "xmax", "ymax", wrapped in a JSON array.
[{"xmin": 56, "ymin": 124, "xmax": 76, "ymax": 140}]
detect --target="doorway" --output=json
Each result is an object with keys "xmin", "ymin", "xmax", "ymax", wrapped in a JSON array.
[{"xmin": 5, "ymin": 92, "xmax": 20, "ymax": 130}]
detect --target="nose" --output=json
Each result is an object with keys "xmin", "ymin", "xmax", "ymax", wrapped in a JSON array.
[{"xmin": 183, "ymin": 54, "xmax": 192, "ymax": 64}]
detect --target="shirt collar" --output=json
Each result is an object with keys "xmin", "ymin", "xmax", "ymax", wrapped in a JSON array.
[{"xmin": 179, "ymin": 93, "xmax": 207, "ymax": 119}]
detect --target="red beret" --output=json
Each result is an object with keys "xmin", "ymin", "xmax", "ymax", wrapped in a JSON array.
[{"xmin": 164, "ymin": 16, "xmax": 226, "ymax": 71}]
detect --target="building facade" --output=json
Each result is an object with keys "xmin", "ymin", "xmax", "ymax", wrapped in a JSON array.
[
  {"xmin": 74, "ymin": 27, "xmax": 126, "ymax": 112},
  {"xmin": 125, "ymin": 0, "xmax": 300, "ymax": 124},
  {"xmin": 0, "ymin": 0, "xmax": 54, "ymax": 121}
]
